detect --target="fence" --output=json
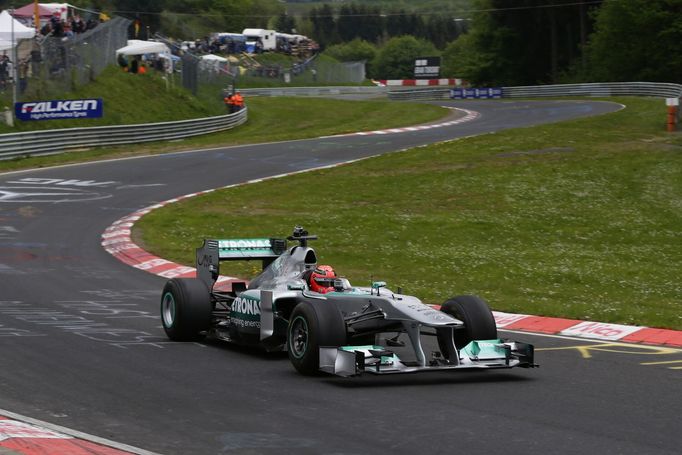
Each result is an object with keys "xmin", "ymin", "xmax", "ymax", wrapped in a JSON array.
[
  {"xmin": 0, "ymin": 107, "xmax": 247, "ymax": 160},
  {"xmin": 6, "ymin": 17, "xmax": 131, "ymax": 104}
]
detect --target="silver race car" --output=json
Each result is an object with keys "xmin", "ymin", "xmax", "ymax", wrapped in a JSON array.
[{"xmin": 160, "ymin": 226, "xmax": 536, "ymax": 376}]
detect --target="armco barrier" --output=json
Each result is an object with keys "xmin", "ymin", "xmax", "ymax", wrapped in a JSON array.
[
  {"xmin": 387, "ymin": 82, "xmax": 682, "ymax": 101},
  {"xmin": 239, "ymin": 86, "xmax": 386, "ymax": 97},
  {"xmin": 0, "ymin": 108, "xmax": 247, "ymax": 160}
]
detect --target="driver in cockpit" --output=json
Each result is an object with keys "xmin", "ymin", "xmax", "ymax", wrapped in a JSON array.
[{"xmin": 308, "ymin": 265, "xmax": 337, "ymax": 294}]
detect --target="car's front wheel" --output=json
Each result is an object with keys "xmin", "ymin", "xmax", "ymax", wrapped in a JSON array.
[
  {"xmin": 287, "ymin": 301, "xmax": 347, "ymax": 375},
  {"xmin": 439, "ymin": 295, "xmax": 497, "ymax": 349},
  {"xmin": 160, "ymin": 278, "xmax": 212, "ymax": 341}
]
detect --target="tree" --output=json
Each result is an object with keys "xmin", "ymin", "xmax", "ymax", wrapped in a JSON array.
[
  {"xmin": 441, "ymin": 0, "xmax": 603, "ymax": 86},
  {"xmin": 371, "ymin": 35, "xmax": 438, "ymax": 79},
  {"xmin": 581, "ymin": 0, "xmax": 682, "ymax": 83},
  {"xmin": 115, "ymin": 0, "xmax": 164, "ymax": 38},
  {"xmin": 308, "ymin": 4, "xmax": 337, "ymax": 48},
  {"xmin": 325, "ymin": 38, "xmax": 377, "ymax": 62},
  {"xmin": 275, "ymin": 12, "xmax": 296, "ymax": 33}
]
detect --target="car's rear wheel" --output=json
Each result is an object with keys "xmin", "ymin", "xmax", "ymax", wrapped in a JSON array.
[
  {"xmin": 439, "ymin": 295, "xmax": 497, "ymax": 349},
  {"xmin": 161, "ymin": 278, "xmax": 212, "ymax": 341},
  {"xmin": 287, "ymin": 301, "xmax": 346, "ymax": 375}
]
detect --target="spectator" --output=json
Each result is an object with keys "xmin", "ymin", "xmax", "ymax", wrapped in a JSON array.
[
  {"xmin": 117, "ymin": 53, "xmax": 128, "ymax": 71},
  {"xmin": 0, "ymin": 54, "xmax": 9, "ymax": 91},
  {"xmin": 30, "ymin": 44, "xmax": 41, "ymax": 76},
  {"xmin": 224, "ymin": 92, "xmax": 235, "ymax": 113},
  {"xmin": 129, "ymin": 57, "xmax": 139, "ymax": 74},
  {"xmin": 232, "ymin": 91, "xmax": 244, "ymax": 111},
  {"xmin": 18, "ymin": 59, "xmax": 29, "ymax": 93}
]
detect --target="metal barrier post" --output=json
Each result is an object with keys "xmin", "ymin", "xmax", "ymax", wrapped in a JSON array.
[{"xmin": 666, "ymin": 98, "xmax": 679, "ymax": 132}]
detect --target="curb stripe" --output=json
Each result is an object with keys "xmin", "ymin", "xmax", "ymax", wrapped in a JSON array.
[{"xmin": 0, "ymin": 410, "xmax": 161, "ymax": 455}]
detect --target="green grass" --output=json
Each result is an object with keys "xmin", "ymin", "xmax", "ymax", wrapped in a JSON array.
[
  {"xmin": 0, "ymin": 66, "xmax": 219, "ymax": 135},
  {"xmin": 136, "ymin": 97, "xmax": 682, "ymax": 330}
]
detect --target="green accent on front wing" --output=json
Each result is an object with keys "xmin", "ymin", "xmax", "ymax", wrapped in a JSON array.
[
  {"xmin": 339, "ymin": 345, "xmax": 383, "ymax": 352},
  {"xmin": 340, "ymin": 345, "xmax": 399, "ymax": 365},
  {"xmin": 460, "ymin": 339, "xmax": 509, "ymax": 360}
]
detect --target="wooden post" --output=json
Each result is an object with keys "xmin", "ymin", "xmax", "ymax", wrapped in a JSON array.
[{"xmin": 34, "ymin": 0, "xmax": 40, "ymax": 30}]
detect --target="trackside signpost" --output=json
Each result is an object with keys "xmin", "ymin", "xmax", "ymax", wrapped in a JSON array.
[{"xmin": 14, "ymin": 98, "xmax": 103, "ymax": 121}]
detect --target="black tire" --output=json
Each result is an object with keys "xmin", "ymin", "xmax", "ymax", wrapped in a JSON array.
[
  {"xmin": 160, "ymin": 278, "xmax": 212, "ymax": 341},
  {"xmin": 287, "ymin": 301, "xmax": 347, "ymax": 375},
  {"xmin": 439, "ymin": 295, "xmax": 497, "ymax": 349}
]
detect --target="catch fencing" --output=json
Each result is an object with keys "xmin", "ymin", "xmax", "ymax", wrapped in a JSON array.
[
  {"xmin": 8, "ymin": 17, "xmax": 130, "ymax": 103},
  {"xmin": 0, "ymin": 108, "xmax": 247, "ymax": 160}
]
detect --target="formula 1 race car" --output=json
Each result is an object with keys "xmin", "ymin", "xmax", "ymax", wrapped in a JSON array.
[{"xmin": 160, "ymin": 226, "xmax": 536, "ymax": 376}]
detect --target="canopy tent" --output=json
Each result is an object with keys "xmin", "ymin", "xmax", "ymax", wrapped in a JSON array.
[
  {"xmin": 115, "ymin": 39, "xmax": 170, "ymax": 56},
  {"xmin": 40, "ymin": 3, "xmax": 70, "ymax": 21},
  {"xmin": 200, "ymin": 54, "xmax": 228, "ymax": 62},
  {"xmin": 0, "ymin": 10, "xmax": 37, "ymax": 42},
  {"xmin": 11, "ymin": 3, "xmax": 54, "ymax": 19},
  {"xmin": 0, "ymin": 38, "xmax": 13, "ymax": 52}
]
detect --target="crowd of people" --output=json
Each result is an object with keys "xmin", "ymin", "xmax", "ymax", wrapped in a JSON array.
[{"xmin": 38, "ymin": 13, "xmax": 101, "ymax": 38}]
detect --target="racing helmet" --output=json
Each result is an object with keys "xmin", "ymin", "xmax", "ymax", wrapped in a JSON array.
[{"xmin": 309, "ymin": 265, "xmax": 336, "ymax": 294}]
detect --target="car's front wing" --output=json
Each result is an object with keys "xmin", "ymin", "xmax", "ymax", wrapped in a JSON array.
[{"xmin": 319, "ymin": 339, "xmax": 537, "ymax": 377}]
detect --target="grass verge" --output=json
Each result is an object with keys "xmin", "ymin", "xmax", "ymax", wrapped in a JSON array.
[{"xmin": 136, "ymin": 96, "xmax": 682, "ymax": 330}]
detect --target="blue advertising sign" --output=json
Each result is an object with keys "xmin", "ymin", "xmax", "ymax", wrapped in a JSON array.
[
  {"xmin": 450, "ymin": 88, "xmax": 502, "ymax": 100},
  {"xmin": 15, "ymin": 98, "xmax": 103, "ymax": 121}
]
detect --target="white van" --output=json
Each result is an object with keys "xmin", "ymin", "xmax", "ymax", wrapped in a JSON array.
[{"xmin": 241, "ymin": 28, "xmax": 276, "ymax": 51}]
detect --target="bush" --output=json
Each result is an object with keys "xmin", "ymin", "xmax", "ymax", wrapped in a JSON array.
[{"xmin": 370, "ymin": 35, "xmax": 438, "ymax": 79}]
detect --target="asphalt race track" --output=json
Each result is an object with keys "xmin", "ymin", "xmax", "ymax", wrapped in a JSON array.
[{"xmin": 1, "ymin": 100, "xmax": 681, "ymax": 455}]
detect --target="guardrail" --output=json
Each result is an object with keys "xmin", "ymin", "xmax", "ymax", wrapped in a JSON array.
[
  {"xmin": 239, "ymin": 86, "xmax": 387, "ymax": 97},
  {"xmin": 0, "ymin": 108, "xmax": 247, "ymax": 161},
  {"xmin": 387, "ymin": 82, "xmax": 682, "ymax": 101}
]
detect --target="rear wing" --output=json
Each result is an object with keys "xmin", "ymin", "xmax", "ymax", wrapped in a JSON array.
[{"xmin": 196, "ymin": 238, "xmax": 287, "ymax": 289}]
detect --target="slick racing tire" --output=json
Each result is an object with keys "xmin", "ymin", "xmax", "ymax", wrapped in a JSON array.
[
  {"xmin": 439, "ymin": 295, "xmax": 497, "ymax": 349},
  {"xmin": 161, "ymin": 278, "xmax": 212, "ymax": 341},
  {"xmin": 287, "ymin": 301, "xmax": 347, "ymax": 375}
]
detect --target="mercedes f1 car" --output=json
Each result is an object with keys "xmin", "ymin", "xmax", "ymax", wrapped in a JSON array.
[{"xmin": 160, "ymin": 226, "xmax": 536, "ymax": 376}]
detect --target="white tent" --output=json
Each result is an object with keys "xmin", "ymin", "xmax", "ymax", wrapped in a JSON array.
[
  {"xmin": 199, "ymin": 54, "xmax": 230, "ymax": 74},
  {"xmin": 0, "ymin": 39, "xmax": 13, "ymax": 52},
  {"xmin": 0, "ymin": 10, "xmax": 36, "ymax": 43},
  {"xmin": 200, "ymin": 54, "xmax": 228, "ymax": 62},
  {"xmin": 115, "ymin": 39, "xmax": 170, "ymax": 56}
]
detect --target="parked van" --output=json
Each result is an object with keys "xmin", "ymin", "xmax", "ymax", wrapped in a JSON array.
[{"xmin": 242, "ymin": 28, "xmax": 276, "ymax": 52}]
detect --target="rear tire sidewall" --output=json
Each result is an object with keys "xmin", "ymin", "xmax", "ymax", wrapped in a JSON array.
[
  {"xmin": 287, "ymin": 301, "xmax": 346, "ymax": 375},
  {"xmin": 161, "ymin": 278, "xmax": 212, "ymax": 341},
  {"xmin": 440, "ymin": 295, "xmax": 497, "ymax": 349}
]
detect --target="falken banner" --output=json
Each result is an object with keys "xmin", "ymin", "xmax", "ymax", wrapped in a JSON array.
[{"xmin": 15, "ymin": 99, "xmax": 103, "ymax": 121}]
